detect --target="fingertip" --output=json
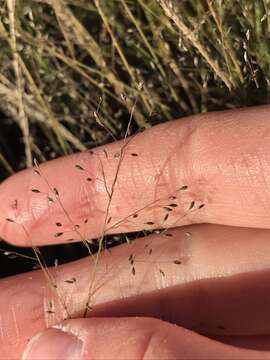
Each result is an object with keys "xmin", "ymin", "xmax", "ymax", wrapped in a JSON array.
[
  {"xmin": 22, "ymin": 318, "xmax": 164, "ymax": 360},
  {"xmin": 22, "ymin": 327, "xmax": 83, "ymax": 360},
  {"xmin": 0, "ymin": 169, "xmax": 33, "ymax": 246}
]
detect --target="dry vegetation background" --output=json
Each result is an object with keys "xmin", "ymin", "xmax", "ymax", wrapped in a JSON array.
[{"xmin": 0, "ymin": 0, "xmax": 270, "ymax": 277}]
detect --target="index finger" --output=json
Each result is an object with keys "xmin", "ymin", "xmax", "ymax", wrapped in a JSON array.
[{"xmin": 1, "ymin": 105, "xmax": 270, "ymax": 246}]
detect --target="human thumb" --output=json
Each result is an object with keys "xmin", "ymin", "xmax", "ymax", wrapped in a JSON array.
[{"xmin": 22, "ymin": 317, "xmax": 270, "ymax": 360}]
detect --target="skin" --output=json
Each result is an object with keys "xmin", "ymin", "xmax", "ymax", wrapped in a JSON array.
[{"xmin": 1, "ymin": 105, "xmax": 270, "ymax": 358}]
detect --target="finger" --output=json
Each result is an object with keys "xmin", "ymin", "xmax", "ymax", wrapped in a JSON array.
[
  {"xmin": 22, "ymin": 318, "xmax": 270, "ymax": 360},
  {"xmin": 1, "ymin": 105, "xmax": 270, "ymax": 245},
  {"xmin": 3, "ymin": 224, "xmax": 270, "ymax": 358}
]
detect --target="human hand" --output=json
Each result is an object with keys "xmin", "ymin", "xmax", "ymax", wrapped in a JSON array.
[{"xmin": 1, "ymin": 105, "xmax": 270, "ymax": 359}]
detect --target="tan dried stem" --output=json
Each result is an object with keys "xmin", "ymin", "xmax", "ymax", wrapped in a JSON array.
[
  {"xmin": 6, "ymin": 0, "xmax": 32, "ymax": 167},
  {"xmin": 157, "ymin": 0, "xmax": 233, "ymax": 90}
]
